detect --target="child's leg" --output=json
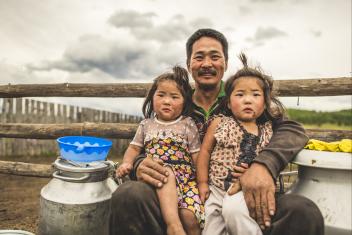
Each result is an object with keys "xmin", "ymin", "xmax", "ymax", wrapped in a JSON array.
[
  {"xmin": 156, "ymin": 167, "xmax": 186, "ymax": 235},
  {"xmin": 222, "ymin": 191, "xmax": 263, "ymax": 235},
  {"xmin": 203, "ymin": 185, "xmax": 227, "ymax": 235},
  {"xmin": 179, "ymin": 209, "xmax": 200, "ymax": 235}
]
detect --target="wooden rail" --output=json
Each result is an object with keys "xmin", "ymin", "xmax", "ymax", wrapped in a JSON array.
[
  {"xmin": 0, "ymin": 77, "xmax": 351, "ymax": 177},
  {"xmin": 0, "ymin": 77, "xmax": 351, "ymax": 98},
  {"xmin": 0, "ymin": 122, "xmax": 351, "ymax": 141},
  {"xmin": 0, "ymin": 160, "xmax": 53, "ymax": 177}
]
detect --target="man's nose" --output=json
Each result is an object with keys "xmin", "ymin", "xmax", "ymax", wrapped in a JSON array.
[{"xmin": 202, "ymin": 57, "xmax": 212, "ymax": 67}]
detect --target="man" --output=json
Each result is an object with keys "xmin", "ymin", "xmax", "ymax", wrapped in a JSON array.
[{"xmin": 109, "ymin": 28, "xmax": 324, "ymax": 235}]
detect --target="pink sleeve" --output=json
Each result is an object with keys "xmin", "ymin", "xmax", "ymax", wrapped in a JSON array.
[{"xmin": 130, "ymin": 120, "xmax": 146, "ymax": 147}]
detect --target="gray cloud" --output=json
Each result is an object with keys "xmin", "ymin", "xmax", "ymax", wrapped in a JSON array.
[
  {"xmin": 28, "ymin": 12, "xmax": 214, "ymax": 79},
  {"xmin": 310, "ymin": 29, "xmax": 322, "ymax": 37},
  {"xmin": 247, "ymin": 26, "xmax": 288, "ymax": 45},
  {"xmin": 251, "ymin": 0, "xmax": 277, "ymax": 2},
  {"xmin": 28, "ymin": 34, "xmax": 158, "ymax": 78},
  {"xmin": 108, "ymin": 10, "xmax": 213, "ymax": 43},
  {"xmin": 238, "ymin": 6, "xmax": 252, "ymax": 15},
  {"xmin": 108, "ymin": 10, "xmax": 156, "ymax": 28}
]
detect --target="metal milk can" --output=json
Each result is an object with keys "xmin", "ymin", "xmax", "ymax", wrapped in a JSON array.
[
  {"xmin": 288, "ymin": 149, "xmax": 352, "ymax": 235},
  {"xmin": 38, "ymin": 159, "xmax": 118, "ymax": 235}
]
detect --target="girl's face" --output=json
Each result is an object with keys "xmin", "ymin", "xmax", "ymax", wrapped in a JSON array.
[
  {"xmin": 153, "ymin": 80, "xmax": 185, "ymax": 122},
  {"xmin": 228, "ymin": 76, "xmax": 265, "ymax": 123}
]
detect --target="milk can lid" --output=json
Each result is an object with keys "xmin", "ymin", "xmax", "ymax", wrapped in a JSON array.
[
  {"xmin": 53, "ymin": 158, "xmax": 111, "ymax": 173},
  {"xmin": 292, "ymin": 149, "xmax": 352, "ymax": 170}
]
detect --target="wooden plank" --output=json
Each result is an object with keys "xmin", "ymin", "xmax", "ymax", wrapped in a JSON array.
[
  {"xmin": 49, "ymin": 103, "xmax": 55, "ymax": 123},
  {"xmin": 0, "ymin": 160, "xmax": 53, "ymax": 177},
  {"xmin": 305, "ymin": 129, "xmax": 352, "ymax": 142},
  {"xmin": 0, "ymin": 122, "xmax": 139, "ymax": 139},
  {"xmin": 0, "ymin": 122, "xmax": 350, "ymax": 141},
  {"xmin": 0, "ymin": 77, "xmax": 351, "ymax": 98}
]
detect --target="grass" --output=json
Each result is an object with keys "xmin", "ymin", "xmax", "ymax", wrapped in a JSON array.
[{"xmin": 303, "ymin": 123, "xmax": 352, "ymax": 130}]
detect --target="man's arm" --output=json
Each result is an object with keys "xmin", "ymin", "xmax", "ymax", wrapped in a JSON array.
[{"xmin": 241, "ymin": 119, "xmax": 308, "ymax": 230}]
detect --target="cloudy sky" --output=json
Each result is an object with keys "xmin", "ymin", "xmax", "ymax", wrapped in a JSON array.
[{"xmin": 0, "ymin": 0, "xmax": 351, "ymax": 115}]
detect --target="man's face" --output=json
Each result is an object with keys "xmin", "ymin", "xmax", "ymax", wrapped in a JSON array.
[{"xmin": 188, "ymin": 36, "xmax": 227, "ymax": 91}]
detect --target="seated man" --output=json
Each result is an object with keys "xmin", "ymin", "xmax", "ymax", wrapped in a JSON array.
[{"xmin": 109, "ymin": 28, "xmax": 324, "ymax": 235}]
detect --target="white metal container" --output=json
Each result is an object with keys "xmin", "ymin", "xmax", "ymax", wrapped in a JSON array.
[
  {"xmin": 288, "ymin": 149, "xmax": 352, "ymax": 235},
  {"xmin": 38, "ymin": 159, "xmax": 118, "ymax": 235}
]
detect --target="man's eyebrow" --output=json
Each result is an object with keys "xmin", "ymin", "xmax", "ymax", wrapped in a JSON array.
[{"xmin": 194, "ymin": 50, "xmax": 221, "ymax": 55}]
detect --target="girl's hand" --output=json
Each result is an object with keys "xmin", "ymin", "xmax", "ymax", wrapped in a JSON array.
[
  {"xmin": 116, "ymin": 162, "xmax": 133, "ymax": 178},
  {"xmin": 231, "ymin": 163, "xmax": 249, "ymax": 180},
  {"xmin": 198, "ymin": 182, "xmax": 210, "ymax": 204}
]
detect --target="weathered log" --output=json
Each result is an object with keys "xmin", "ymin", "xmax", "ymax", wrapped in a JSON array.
[
  {"xmin": 0, "ymin": 83, "xmax": 151, "ymax": 98},
  {"xmin": 0, "ymin": 122, "xmax": 138, "ymax": 139},
  {"xmin": 272, "ymin": 77, "xmax": 352, "ymax": 96},
  {"xmin": 0, "ymin": 123, "xmax": 351, "ymax": 141},
  {"xmin": 305, "ymin": 129, "xmax": 352, "ymax": 142},
  {"xmin": 0, "ymin": 160, "xmax": 53, "ymax": 177},
  {"xmin": 0, "ymin": 77, "xmax": 351, "ymax": 98}
]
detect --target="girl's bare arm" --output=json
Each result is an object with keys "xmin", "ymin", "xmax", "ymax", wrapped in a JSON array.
[{"xmin": 197, "ymin": 117, "xmax": 221, "ymax": 184}]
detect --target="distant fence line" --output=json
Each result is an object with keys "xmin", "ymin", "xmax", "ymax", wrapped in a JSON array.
[{"xmin": 0, "ymin": 98, "xmax": 142, "ymax": 157}]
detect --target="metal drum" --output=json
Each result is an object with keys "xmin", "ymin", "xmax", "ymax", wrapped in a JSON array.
[
  {"xmin": 38, "ymin": 159, "xmax": 118, "ymax": 235},
  {"xmin": 288, "ymin": 149, "xmax": 352, "ymax": 235}
]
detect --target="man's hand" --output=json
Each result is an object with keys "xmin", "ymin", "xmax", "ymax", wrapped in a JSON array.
[
  {"xmin": 198, "ymin": 182, "xmax": 210, "ymax": 204},
  {"xmin": 231, "ymin": 163, "xmax": 249, "ymax": 179},
  {"xmin": 136, "ymin": 157, "xmax": 169, "ymax": 188},
  {"xmin": 240, "ymin": 163, "xmax": 276, "ymax": 230}
]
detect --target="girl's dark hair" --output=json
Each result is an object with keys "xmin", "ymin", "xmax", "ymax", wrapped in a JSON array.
[
  {"xmin": 142, "ymin": 66, "xmax": 193, "ymax": 118},
  {"xmin": 224, "ymin": 53, "xmax": 285, "ymax": 123}
]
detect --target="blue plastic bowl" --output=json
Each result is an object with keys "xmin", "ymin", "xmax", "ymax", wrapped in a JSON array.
[{"xmin": 57, "ymin": 136, "xmax": 112, "ymax": 162}]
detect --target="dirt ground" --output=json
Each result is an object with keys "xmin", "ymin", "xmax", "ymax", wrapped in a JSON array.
[
  {"xmin": 0, "ymin": 155, "xmax": 54, "ymax": 233},
  {"xmin": 0, "ymin": 173, "xmax": 49, "ymax": 233}
]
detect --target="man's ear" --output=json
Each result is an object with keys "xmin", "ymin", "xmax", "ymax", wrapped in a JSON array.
[{"xmin": 224, "ymin": 62, "xmax": 228, "ymax": 71}]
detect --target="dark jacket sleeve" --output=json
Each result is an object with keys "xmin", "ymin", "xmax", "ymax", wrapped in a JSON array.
[
  {"xmin": 253, "ymin": 118, "xmax": 309, "ymax": 179},
  {"xmin": 129, "ymin": 154, "xmax": 146, "ymax": 180}
]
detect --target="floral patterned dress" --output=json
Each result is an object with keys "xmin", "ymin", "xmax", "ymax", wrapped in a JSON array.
[{"xmin": 130, "ymin": 116, "xmax": 205, "ymax": 228}]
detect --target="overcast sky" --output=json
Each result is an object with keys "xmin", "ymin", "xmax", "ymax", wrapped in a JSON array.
[{"xmin": 0, "ymin": 0, "xmax": 351, "ymax": 115}]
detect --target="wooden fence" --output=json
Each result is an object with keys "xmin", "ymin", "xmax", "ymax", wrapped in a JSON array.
[
  {"xmin": 0, "ymin": 98, "xmax": 142, "ymax": 157},
  {"xmin": 0, "ymin": 77, "xmax": 351, "ymax": 177}
]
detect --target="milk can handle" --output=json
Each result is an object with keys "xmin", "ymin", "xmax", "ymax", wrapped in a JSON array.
[{"xmin": 53, "ymin": 171, "xmax": 90, "ymax": 182}]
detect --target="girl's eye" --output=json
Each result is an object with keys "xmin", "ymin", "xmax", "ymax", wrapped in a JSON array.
[
  {"xmin": 254, "ymin": 93, "xmax": 261, "ymax": 96},
  {"xmin": 235, "ymin": 93, "xmax": 243, "ymax": 96}
]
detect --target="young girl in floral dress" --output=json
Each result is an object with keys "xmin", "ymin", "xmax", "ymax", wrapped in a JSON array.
[
  {"xmin": 197, "ymin": 53, "xmax": 285, "ymax": 235},
  {"xmin": 117, "ymin": 66, "xmax": 204, "ymax": 235}
]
